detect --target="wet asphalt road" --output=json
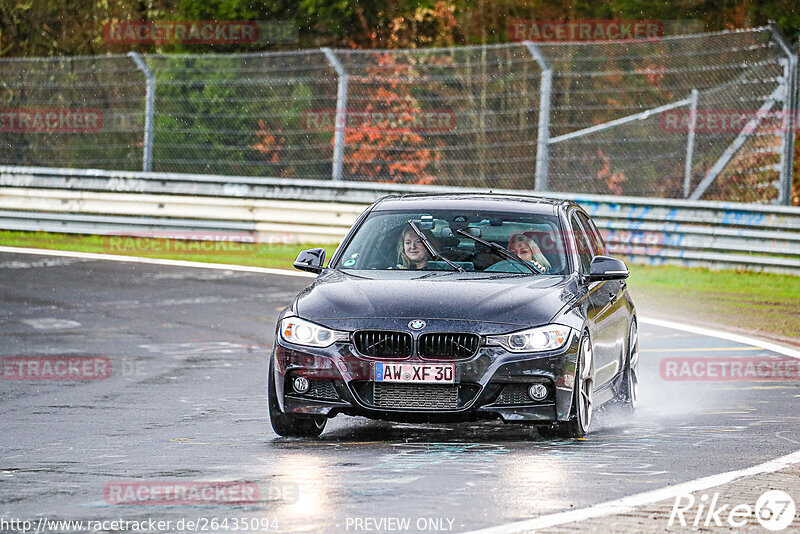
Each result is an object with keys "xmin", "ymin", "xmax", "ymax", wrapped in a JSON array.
[{"xmin": 1, "ymin": 252, "xmax": 799, "ymax": 533}]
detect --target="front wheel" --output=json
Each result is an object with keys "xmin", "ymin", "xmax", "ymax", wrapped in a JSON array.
[
  {"xmin": 268, "ymin": 357, "xmax": 326, "ymax": 438},
  {"xmin": 542, "ymin": 333, "xmax": 594, "ymax": 439}
]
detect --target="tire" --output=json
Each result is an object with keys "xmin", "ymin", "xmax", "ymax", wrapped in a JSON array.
[
  {"xmin": 543, "ymin": 333, "xmax": 594, "ymax": 439},
  {"xmin": 268, "ymin": 357, "xmax": 326, "ymax": 438},
  {"xmin": 619, "ymin": 319, "xmax": 639, "ymax": 412}
]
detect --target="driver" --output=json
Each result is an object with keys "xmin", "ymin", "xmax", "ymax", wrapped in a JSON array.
[{"xmin": 396, "ymin": 227, "xmax": 438, "ymax": 270}]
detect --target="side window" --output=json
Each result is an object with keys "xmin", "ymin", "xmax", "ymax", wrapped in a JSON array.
[
  {"xmin": 569, "ymin": 215, "xmax": 593, "ymax": 273},
  {"xmin": 576, "ymin": 212, "xmax": 605, "ymax": 256}
]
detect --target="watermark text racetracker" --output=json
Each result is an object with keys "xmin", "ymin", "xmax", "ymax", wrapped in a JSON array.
[
  {"xmin": 103, "ymin": 20, "xmax": 298, "ymax": 45},
  {"xmin": 509, "ymin": 19, "xmax": 664, "ymax": 42},
  {"xmin": 0, "ymin": 108, "xmax": 102, "ymax": 133},
  {"xmin": 104, "ymin": 480, "xmax": 298, "ymax": 506},
  {"xmin": 105, "ymin": 481, "xmax": 254, "ymax": 505},
  {"xmin": 103, "ymin": 231, "xmax": 299, "ymax": 256},
  {"xmin": 301, "ymin": 109, "xmax": 456, "ymax": 133},
  {"xmin": 661, "ymin": 109, "xmax": 800, "ymax": 134},
  {"xmin": 1, "ymin": 356, "xmax": 151, "ymax": 381},
  {"xmin": 0, "ymin": 517, "xmax": 279, "ymax": 533},
  {"xmin": 1, "ymin": 356, "xmax": 111, "ymax": 381},
  {"xmin": 660, "ymin": 357, "xmax": 800, "ymax": 382}
]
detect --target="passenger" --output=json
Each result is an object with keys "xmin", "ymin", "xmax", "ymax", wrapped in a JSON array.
[
  {"xmin": 484, "ymin": 231, "xmax": 551, "ymax": 273},
  {"xmin": 507, "ymin": 231, "xmax": 551, "ymax": 272},
  {"xmin": 396, "ymin": 227, "xmax": 437, "ymax": 270}
]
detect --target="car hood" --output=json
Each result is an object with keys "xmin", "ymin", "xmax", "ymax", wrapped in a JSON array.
[{"xmin": 293, "ymin": 269, "xmax": 578, "ymax": 334}]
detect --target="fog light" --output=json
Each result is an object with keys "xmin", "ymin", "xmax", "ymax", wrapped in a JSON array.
[
  {"xmin": 528, "ymin": 383, "xmax": 548, "ymax": 401},
  {"xmin": 293, "ymin": 376, "xmax": 310, "ymax": 394}
]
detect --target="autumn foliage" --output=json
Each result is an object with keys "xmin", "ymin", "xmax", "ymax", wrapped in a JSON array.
[{"xmin": 342, "ymin": 54, "xmax": 441, "ymax": 184}]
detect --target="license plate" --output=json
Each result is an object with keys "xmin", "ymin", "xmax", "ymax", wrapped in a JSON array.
[{"xmin": 374, "ymin": 362, "xmax": 455, "ymax": 384}]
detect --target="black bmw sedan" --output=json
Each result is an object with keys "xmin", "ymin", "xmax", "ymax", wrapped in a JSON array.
[{"xmin": 270, "ymin": 194, "xmax": 638, "ymax": 438}]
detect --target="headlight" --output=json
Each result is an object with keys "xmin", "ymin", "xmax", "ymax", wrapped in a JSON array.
[
  {"xmin": 486, "ymin": 324, "xmax": 572, "ymax": 353},
  {"xmin": 279, "ymin": 317, "xmax": 348, "ymax": 348}
]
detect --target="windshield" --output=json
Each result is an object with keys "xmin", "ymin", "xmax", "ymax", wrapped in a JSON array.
[{"xmin": 333, "ymin": 209, "xmax": 568, "ymax": 275}]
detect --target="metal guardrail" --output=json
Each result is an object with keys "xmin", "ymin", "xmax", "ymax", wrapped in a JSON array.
[{"xmin": 0, "ymin": 165, "xmax": 798, "ymax": 275}]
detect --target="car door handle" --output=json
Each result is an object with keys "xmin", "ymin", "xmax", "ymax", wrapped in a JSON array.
[{"xmin": 609, "ymin": 292, "xmax": 618, "ymax": 304}]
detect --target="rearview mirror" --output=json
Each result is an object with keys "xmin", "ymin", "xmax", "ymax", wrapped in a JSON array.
[
  {"xmin": 293, "ymin": 248, "xmax": 326, "ymax": 274},
  {"xmin": 586, "ymin": 255, "xmax": 629, "ymax": 282}
]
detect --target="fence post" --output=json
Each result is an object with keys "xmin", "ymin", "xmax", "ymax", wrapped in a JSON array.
[
  {"xmin": 128, "ymin": 52, "xmax": 155, "ymax": 173},
  {"xmin": 683, "ymin": 89, "xmax": 698, "ymax": 198},
  {"xmin": 322, "ymin": 48, "xmax": 348, "ymax": 182},
  {"xmin": 769, "ymin": 23, "xmax": 797, "ymax": 206},
  {"xmin": 524, "ymin": 41, "xmax": 551, "ymax": 192}
]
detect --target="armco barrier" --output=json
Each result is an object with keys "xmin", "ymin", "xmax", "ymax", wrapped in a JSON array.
[{"xmin": 0, "ymin": 165, "xmax": 798, "ymax": 275}]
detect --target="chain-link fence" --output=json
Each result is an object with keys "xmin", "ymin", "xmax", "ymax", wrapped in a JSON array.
[
  {"xmin": 0, "ymin": 55, "xmax": 145, "ymax": 169},
  {"xmin": 0, "ymin": 26, "xmax": 796, "ymax": 203},
  {"xmin": 543, "ymin": 28, "xmax": 796, "ymax": 204}
]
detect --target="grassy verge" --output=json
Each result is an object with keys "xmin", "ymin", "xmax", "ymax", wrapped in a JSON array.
[
  {"xmin": 1, "ymin": 230, "xmax": 798, "ymax": 344},
  {"xmin": 626, "ymin": 264, "xmax": 800, "ymax": 344}
]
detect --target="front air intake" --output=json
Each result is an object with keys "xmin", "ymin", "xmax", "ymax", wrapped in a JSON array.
[
  {"xmin": 354, "ymin": 331, "xmax": 413, "ymax": 359},
  {"xmin": 418, "ymin": 333, "xmax": 480, "ymax": 360}
]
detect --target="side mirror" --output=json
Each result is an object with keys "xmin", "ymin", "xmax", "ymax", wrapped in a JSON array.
[
  {"xmin": 293, "ymin": 248, "xmax": 326, "ymax": 274},
  {"xmin": 586, "ymin": 255, "xmax": 629, "ymax": 282}
]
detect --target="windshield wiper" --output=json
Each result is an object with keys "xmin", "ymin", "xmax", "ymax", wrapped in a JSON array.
[
  {"xmin": 407, "ymin": 220, "xmax": 465, "ymax": 272},
  {"xmin": 454, "ymin": 228, "xmax": 540, "ymax": 275}
]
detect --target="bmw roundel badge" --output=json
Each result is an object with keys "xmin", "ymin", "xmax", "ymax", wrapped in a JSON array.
[{"xmin": 408, "ymin": 320, "xmax": 426, "ymax": 330}]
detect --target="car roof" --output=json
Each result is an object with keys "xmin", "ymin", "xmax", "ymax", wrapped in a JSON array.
[{"xmin": 371, "ymin": 193, "xmax": 572, "ymax": 215}]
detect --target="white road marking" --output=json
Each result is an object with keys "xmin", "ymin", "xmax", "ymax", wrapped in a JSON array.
[
  {"xmin": 639, "ymin": 317, "xmax": 800, "ymax": 361},
  {"xmin": 0, "ymin": 256, "xmax": 91, "ymax": 269},
  {"xmin": 462, "ymin": 449, "xmax": 800, "ymax": 533},
  {"xmin": 641, "ymin": 346, "xmax": 764, "ymax": 352},
  {"xmin": 146, "ymin": 270, "xmax": 248, "ymax": 280},
  {"xmin": 2, "ymin": 244, "xmax": 800, "ymax": 532},
  {"xmin": 21, "ymin": 318, "xmax": 81, "ymax": 330},
  {"xmin": 0, "ymin": 246, "xmax": 315, "ymax": 278},
  {"xmin": 138, "ymin": 342, "xmax": 261, "ymax": 356}
]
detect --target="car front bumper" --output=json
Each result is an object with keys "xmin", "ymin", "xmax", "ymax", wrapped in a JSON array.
[{"xmin": 272, "ymin": 330, "xmax": 580, "ymax": 424}]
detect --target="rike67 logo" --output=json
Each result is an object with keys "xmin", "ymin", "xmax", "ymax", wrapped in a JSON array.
[{"xmin": 670, "ymin": 490, "xmax": 796, "ymax": 531}]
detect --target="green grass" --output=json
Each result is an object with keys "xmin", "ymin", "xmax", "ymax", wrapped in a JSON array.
[
  {"xmin": 626, "ymin": 264, "xmax": 800, "ymax": 343},
  {"xmin": 627, "ymin": 264, "xmax": 800, "ymax": 304},
  {"xmin": 2, "ymin": 230, "xmax": 798, "ymax": 343}
]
